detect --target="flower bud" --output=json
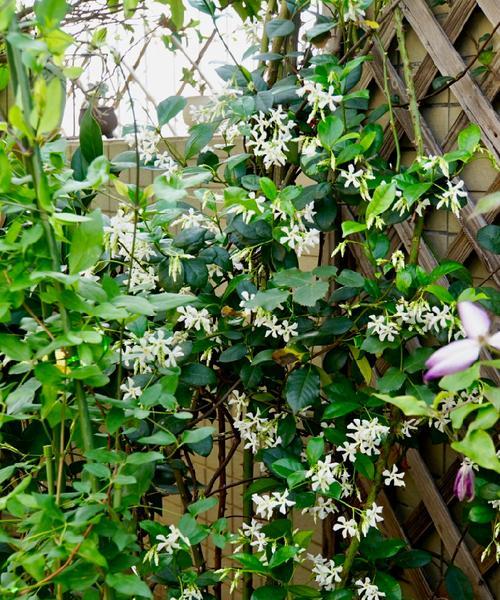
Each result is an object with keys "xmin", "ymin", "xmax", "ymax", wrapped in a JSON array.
[{"xmin": 454, "ymin": 459, "xmax": 475, "ymax": 502}]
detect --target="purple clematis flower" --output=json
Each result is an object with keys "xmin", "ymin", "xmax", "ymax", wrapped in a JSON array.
[
  {"xmin": 424, "ymin": 301, "xmax": 499, "ymax": 383},
  {"xmin": 453, "ymin": 459, "xmax": 475, "ymax": 502}
]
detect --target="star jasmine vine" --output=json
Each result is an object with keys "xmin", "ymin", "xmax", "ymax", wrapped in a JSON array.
[{"xmin": 0, "ymin": 0, "xmax": 498, "ymax": 599}]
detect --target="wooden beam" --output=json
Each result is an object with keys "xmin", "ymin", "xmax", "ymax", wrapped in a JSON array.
[
  {"xmin": 476, "ymin": 0, "xmax": 500, "ymax": 27},
  {"xmin": 400, "ymin": 0, "xmax": 500, "ymax": 161},
  {"xmin": 406, "ymin": 449, "xmax": 495, "ymax": 600},
  {"xmin": 369, "ymin": 41, "xmax": 500, "ymax": 284},
  {"xmin": 446, "ymin": 173, "xmax": 500, "ymax": 268},
  {"xmin": 380, "ymin": 0, "xmax": 477, "ymax": 158}
]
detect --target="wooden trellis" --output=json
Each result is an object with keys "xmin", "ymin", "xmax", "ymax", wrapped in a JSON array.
[{"xmin": 344, "ymin": 2, "xmax": 500, "ymax": 598}]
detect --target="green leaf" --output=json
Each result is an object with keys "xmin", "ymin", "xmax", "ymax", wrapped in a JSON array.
[
  {"xmin": 188, "ymin": 496, "xmax": 218, "ymax": 516},
  {"xmin": 394, "ymin": 550, "xmax": 432, "ymax": 568},
  {"xmin": 374, "ymin": 572, "xmax": 402, "ymax": 600},
  {"xmin": 149, "ymin": 292, "xmax": 197, "ymax": 311},
  {"xmin": 374, "ymin": 394, "xmax": 432, "ymax": 417},
  {"xmin": 34, "ymin": 0, "xmax": 68, "ymax": 28},
  {"xmin": 458, "ymin": 124, "xmax": 481, "ymax": 153},
  {"xmin": 336, "ymin": 269, "xmax": 364, "ymax": 288},
  {"xmin": 444, "ymin": 565, "xmax": 473, "ymax": 600},
  {"xmin": 293, "ymin": 280, "xmax": 328, "ymax": 306},
  {"xmin": 377, "ymin": 368, "xmax": 406, "ymax": 393},
  {"xmin": 0, "ymin": 334, "xmax": 31, "ymax": 362},
  {"xmin": 138, "ymin": 431, "xmax": 176, "ymax": 445},
  {"xmin": 79, "ymin": 105, "xmax": 103, "ymax": 163},
  {"xmin": 105, "ymin": 574, "xmax": 152, "ymax": 598},
  {"xmin": 477, "ymin": 224, "xmax": 500, "ymax": 254},
  {"xmin": 468, "ymin": 504, "xmax": 495, "ymax": 524},
  {"xmin": 286, "ymin": 585, "xmax": 321, "ymax": 598},
  {"xmin": 323, "ymin": 400, "xmax": 359, "ymax": 419},
  {"xmin": 474, "ymin": 191, "xmax": 500, "ymax": 215},
  {"xmin": 259, "ymin": 177, "xmax": 278, "ymax": 200},
  {"xmin": 185, "ymin": 123, "xmax": 217, "ymax": 160},
  {"xmin": 182, "ymin": 426, "xmax": 214, "ymax": 445},
  {"xmin": 439, "ymin": 363, "xmax": 480, "ymax": 392},
  {"xmin": 157, "ymin": 96, "xmax": 187, "ymax": 126},
  {"xmin": 318, "ymin": 115, "xmax": 344, "ymax": 150},
  {"xmin": 286, "ymin": 366, "xmax": 320, "ymax": 413},
  {"xmin": 341, "ymin": 220, "xmax": 366, "ymax": 237},
  {"xmin": 0, "ymin": 147, "xmax": 12, "ymax": 193},
  {"xmin": 68, "ymin": 209, "xmax": 103, "ymax": 274},
  {"xmin": 265, "ymin": 18, "xmax": 295, "ymax": 38},
  {"xmin": 113, "ymin": 295, "xmax": 156, "ymax": 316},
  {"xmin": 268, "ymin": 546, "xmax": 299, "ymax": 568},
  {"xmin": 452, "ymin": 430, "xmax": 500, "ymax": 473},
  {"xmin": 126, "ymin": 451, "xmax": 164, "ymax": 465},
  {"xmin": 245, "ymin": 288, "xmax": 290, "ymax": 311},
  {"xmin": 306, "ymin": 437, "xmax": 324, "ymax": 465},
  {"xmin": 219, "ymin": 343, "xmax": 247, "ymax": 363},
  {"xmin": 180, "ymin": 364, "xmax": 217, "ymax": 387},
  {"xmin": 366, "ymin": 182, "xmax": 396, "ymax": 219},
  {"xmin": 38, "ymin": 77, "xmax": 64, "ymax": 134}
]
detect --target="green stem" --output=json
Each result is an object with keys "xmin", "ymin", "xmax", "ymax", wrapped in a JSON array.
[
  {"xmin": 394, "ymin": 7, "xmax": 424, "ymax": 156},
  {"xmin": 394, "ymin": 7, "xmax": 426, "ymax": 263},
  {"xmin": 43, "ymin": 445, "xmax": 54, "ymax": 496},
  {"xmin": 242, "ymin": 449, "xmax": 254, "ymax": 600},
  {"xmin": 377, "ymin": 35, "xmax": 401, "ymax": 172},
  {"xmin": 340, "ymin": 443, "xmax": 389, "ymax": 585}
]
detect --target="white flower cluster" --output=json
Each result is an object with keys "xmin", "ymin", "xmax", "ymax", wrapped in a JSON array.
[
  {"xmin": 234, "ymin": 408, "xmax": 282, "ymax": 453},
  {"xmin": 124, "ymin": 128, "xmax": 178, "ymax": 173},
  {"xmin": 247, "ymin": 106, "xmax": 296, "ymax": 169},
  {"xmin": 340, "ymin": 418, "xmax": 390, "ymax": 462},
  {"xmin": 308, "ymin": 554, "xmax": 343, "ymax": 590},
  {"xmin": 177, "ymin": 305, "xmax": 218, "ymax": 335},
  {"xmin": 105, "ymin": 207, "xmax": 153, "ymax": 262},
  {"xmin": 393, "ymin": 190, "xmax": 430, "ymax": 218},
  {"xmin": 306, "ymin": 455, "xmax": 341, "ymax": 493},
  {"xmin": 172, "ymin": 207, "xmax": 219, "ymax": 233},
  {"xmin": 124, "ymin": 265, "xmax": 158, "ymax": 294},
  {"xmin": 429, "ymin": 387, "xmax": 483, "ymax": 432},
  {"xmin": 252, "ymin": 490, "xmax": 295, "ymax": 519},
  {"xmin": 254, "ymin": 313, "xmax": 299, "ymax": 343},
  {"xmin": 368, "ymin": 299, "xmax": 462, "ymax": 343},
  {"xmin": 297, "ymin": 79, "xmax": 343, "ymax": 123},
  {"xmin": 120, "ymin": 329, "xmax": 184, "ymax": 374},
  {"xmin": 237, "ymin": 519, "xmax": 269, "ymax": 553}
]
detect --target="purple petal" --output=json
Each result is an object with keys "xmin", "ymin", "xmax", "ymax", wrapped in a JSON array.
[
  {"xmin": 487, "ymin": 331, "xmax": 500, "ymax": 350},
  {"xmin": 425, "ymin": 339, "xmax": 478, "ymax": 369},
  {"xmin": 458, "ymin": 301, "xmax": 490, "ymax": 339},
  {"xmin": 424, "ymin": 339, "xmax": 480, "ymax": 381}
]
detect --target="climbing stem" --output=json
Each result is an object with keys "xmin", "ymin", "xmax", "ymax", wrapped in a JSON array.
[
  {"xmin": 394, "ymin": 7, "xmax": 424, "ymax": 155},
  {"xmin": 340, "ymin": 440, "xmax": 390, "ymax": 585},
  {"xmin": 394, "ymin": 7, "xmax": 425, "ymax": 262},
  {"xmin": 242, "ymin": 448, "xmax": 254, "ymax": 600}
]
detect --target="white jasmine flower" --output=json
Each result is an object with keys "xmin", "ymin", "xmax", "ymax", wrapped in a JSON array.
[
  {"xmin": 346, "ymin": 418, "xmax": 390, "ymax": 457},
  {"xmin": 436, "ymin": 180, "xmax": 468, "ymax": 217},
  {"xmin": 306, "ymin": 455, "xmax": 340, "ymax": 492},
  {"xmin": 280, "ymin": 225, "xmax": 320, "ymax": 256},
  {"xmin": 367, "ymin": 315, "xmax": 400, "ymax": 342},
  {"xmin": 383, "ymin": 464, "xmax": 406, "ymax": 487},
  {"xmin": 333, "ymin": 515, "xmax": 359, "ymax": 539},
  {"xmin": 156, "ymin": 526, "xmax": 190, "ymax": 554},
  {"xmin": 124, "ymin": 265, "xmax": 158, "ymax": 293},
  {"xmin": 120, "ymin": 377, "xmax": 142, "ymax": 401},
  {"xmin": 361, "ymin": 502, "xmax": 384, "ymax": 536},
  {"xmin": 340, "ymin": 164, "xmax": 364, "ymax": 189},
  {"xmin": 355, "ymin": 576, "xmax": 386, "ymax": 600},
  {"xmin": 297, "ymin": 79, "xmax": 343, "ymax": 122}
]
